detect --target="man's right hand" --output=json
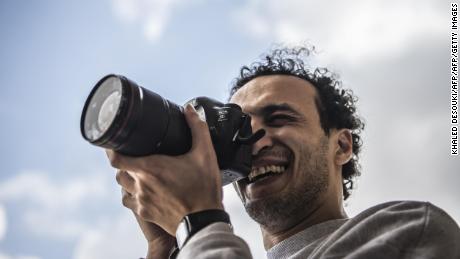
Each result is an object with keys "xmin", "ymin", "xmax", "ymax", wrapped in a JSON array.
[{"xmin": 118, "ymin": 171, "xmax": 175, "ymax": 258}]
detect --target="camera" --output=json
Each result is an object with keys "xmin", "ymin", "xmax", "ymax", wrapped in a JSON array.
[{"xmin": 80, "ymin": 74, "xmax": 264, "ymax": 185}]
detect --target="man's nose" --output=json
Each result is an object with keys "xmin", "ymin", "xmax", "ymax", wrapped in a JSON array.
[{"xmin": 251, "ymin": 119, "xmax": 273, "ymax": 155}]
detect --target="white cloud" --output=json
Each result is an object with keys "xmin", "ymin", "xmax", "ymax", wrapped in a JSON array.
[
  {"xmin": 0, "ymin": 204, "xmax": 5, "ymax": 241},
  {"xmin": 0, "ymin": 171, "xmax": 113, "ymax": 239},
  {"xmin": 112, "ymin": 0, "xmax": 184, "ymax": 42},
  {"xmin": 73, "ymin": 210, "xmax": 147, "ymax": 259},
  {"xmin": 0, "ymin": 172, "xmax": 108, "ymax": 208},
  {"xmin": 232, "ymin": 0, "xmax": 445, "ymax": 64},
  {"xmin": 0, "ymin": 170, "xmax": 150, "ymax": 259},
  {"xmin": 0, "ymin": 253, "xmax": 41, "ymax": 259}
]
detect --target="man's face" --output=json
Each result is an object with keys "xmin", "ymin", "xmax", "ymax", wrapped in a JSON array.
[{"xmin": 230, "ymin": 75, "xmax": 338, "ymax": 231}]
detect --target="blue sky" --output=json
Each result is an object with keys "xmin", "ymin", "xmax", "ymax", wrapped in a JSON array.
[{"xmin": 0, "ymin": 1, "xmax": 457, "ymax": 258}]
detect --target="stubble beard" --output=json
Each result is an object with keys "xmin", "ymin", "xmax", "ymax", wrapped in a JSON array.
[{"xmin": 243, "ymin": 137, "xmax": 330, "ymax": 231}]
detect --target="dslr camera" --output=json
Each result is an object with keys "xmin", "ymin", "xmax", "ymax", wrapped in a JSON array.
[{"xmin": 80, "ymin": 75, "xmax": 264, "ymax": 185}]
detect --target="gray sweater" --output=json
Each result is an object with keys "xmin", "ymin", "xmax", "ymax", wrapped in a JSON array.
[{"xmin": 178, "ymin": 201, "xmax": 460, "ymax": 258}]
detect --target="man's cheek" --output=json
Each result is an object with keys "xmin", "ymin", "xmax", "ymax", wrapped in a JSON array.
[{"xmin": 273, "ymin": 128, "xmax": 303, "ymax": 145}]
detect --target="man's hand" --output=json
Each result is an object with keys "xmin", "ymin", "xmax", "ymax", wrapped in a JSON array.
[
  {"xmin": 108, "ymin": 104, "xmax": 224, "ymax": 235},
  {"xmin": 134, "ymin": 211, "xmax": 175, "ymax": 259},
  {"xmin": 119, "ymin": 182, "xmax": 175, "ymax": 258}
]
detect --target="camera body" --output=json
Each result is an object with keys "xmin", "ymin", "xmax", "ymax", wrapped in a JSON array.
[{"xmin": 81, "ymin": 75, "xmax": 263, "ymax": 185}]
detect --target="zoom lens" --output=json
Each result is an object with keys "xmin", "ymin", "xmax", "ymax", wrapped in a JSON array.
[{"xmin": 80, "ymin": 74, "xmax": 191, "ymax": 156}]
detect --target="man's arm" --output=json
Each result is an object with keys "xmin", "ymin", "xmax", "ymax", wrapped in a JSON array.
[
  {"xmin": 410, "ymin": 202, "xmax": 460, "ymax": 258},
  {"xmin": 309, "ymin": 201, "xmax": 460, "ymax": 259},
  {"xmin": 135, "ymin": 214, "xmax": 176, "ymax": 259}
]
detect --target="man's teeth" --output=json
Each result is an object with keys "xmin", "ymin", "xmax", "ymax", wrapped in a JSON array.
[{"xmin": 248, "ymin": 165, "xmax": 286, "ymax": 181}]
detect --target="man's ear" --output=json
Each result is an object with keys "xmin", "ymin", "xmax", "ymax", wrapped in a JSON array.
[{"xmin": 335, "ymin": 129, "xmax": 353, "ymax": 166}]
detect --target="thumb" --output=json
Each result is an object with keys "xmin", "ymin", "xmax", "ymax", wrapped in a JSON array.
[{"xmin": 184, "ymin": 104, "xmax": 213, "ymax": 152}]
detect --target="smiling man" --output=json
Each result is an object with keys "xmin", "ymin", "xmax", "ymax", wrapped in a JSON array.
[
  {"xmin": 231, "ymin": 73, "xmax": 352, "ymax": 251},
  {"xmin": 107, "ymin": 47, "xmax": 460, "ymax": 259}
]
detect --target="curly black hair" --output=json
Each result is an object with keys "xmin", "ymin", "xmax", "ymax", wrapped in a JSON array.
[{"xmin": 229, "ymin": 46, "xmax": 364, "ymax": 200}]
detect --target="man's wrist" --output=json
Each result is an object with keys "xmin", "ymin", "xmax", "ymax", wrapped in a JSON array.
[
  {"xmin": 146, "ymin": 247, "xmax": 174, "ymax": 259},
  {"xmin": 146, "ymin": 237, "xmax": 175, "ymax": 259},
  {"xmin": 175, "ymin": 209, "xmax": 231, "ymax": 249}
]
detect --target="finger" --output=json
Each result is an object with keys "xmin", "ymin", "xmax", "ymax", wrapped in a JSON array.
[
  {"xmin": 184, "ymin": 104, "xmax": 213, "ymax": 151},
  {"xmin": 106, "ymin": 149, "xmax": 149, "ymax": 172},
  {"xmin": 121, "ymin": 188, "xmax": 137, "ymax": 211},
  {"xmin": 115, "ymin": 170, "xmax": 135, "ymax": 193}
]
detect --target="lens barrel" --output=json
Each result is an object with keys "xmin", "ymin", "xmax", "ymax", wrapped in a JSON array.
[{"xmin": 81, "ymin": 74, "xmax": 191, "ymax": 156}]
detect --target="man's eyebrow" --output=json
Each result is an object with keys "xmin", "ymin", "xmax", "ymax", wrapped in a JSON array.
[{"xmin": 250, "ymin": 103, "xmax": 304, "ymax": 118}]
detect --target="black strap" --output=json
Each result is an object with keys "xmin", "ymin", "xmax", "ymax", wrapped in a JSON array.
[{"xmin": 186, "ymin": 209, "xmax": 230, "ymax": 236}]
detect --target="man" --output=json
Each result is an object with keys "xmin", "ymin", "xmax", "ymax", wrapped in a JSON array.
[{"xmin": 107, "ymin": 47, "xmax": 460, "ymax": 258}]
